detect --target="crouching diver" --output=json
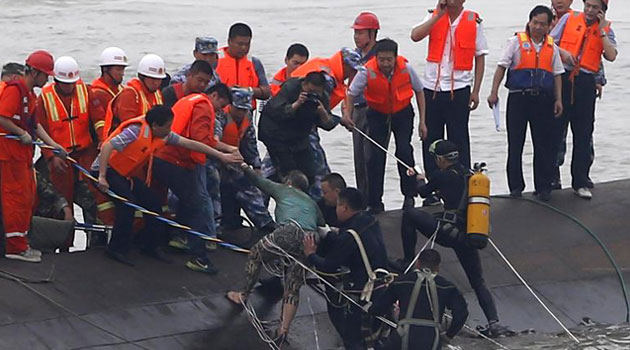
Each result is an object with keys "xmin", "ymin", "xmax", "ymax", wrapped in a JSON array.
[
  {"xmin": 371, "ymin": 249, "xmax": 468, "ymax": 350},
  {"xmin": 398, "ymin": 139, "xmax": 512, "ymax": 337}
]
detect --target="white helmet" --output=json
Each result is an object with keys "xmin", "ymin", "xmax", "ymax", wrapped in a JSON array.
[
  {"xmin": 99, "ymin": 47, "xmax": 129, "ymax": 67},
  {"xmin": 54, "ymin": 56, "xmax": 80, "ymax": 83},
  {"xmin": 137, "ymin": 54, "xmax": 166, "ymax": 79}
]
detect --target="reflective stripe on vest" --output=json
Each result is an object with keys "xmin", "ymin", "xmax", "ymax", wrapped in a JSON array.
[
  {"xmin": 397, "ymin": 269, "xmax": 441, "ymax": 350},
  {"xmin": 91, "ymin": 77, "xmax": 122, "ymax": 99},
  {"xmin": 364, "ymin": 55, "xmax": 414, "ymax": 115},
  {"xmin": 105, "ymin": 116, "xmax": 166, "ymax": 183},
  {"xmin": 559, "ymin": 11, "xmax": 609, "ymax": 73},
  {"xmin": 221, "ymin": 110, "xmax": 251, "ymax": 147},
  {"xmin": 41, "ymin": 80, "xmax": 92, "ymax": 151},
  {"xmin": 505, "ymin": 33, "xmax": 556, "ymax": 93},
  {"xmin": 427, "ymin": 10, "xmax": 478, "ymax": 71}
]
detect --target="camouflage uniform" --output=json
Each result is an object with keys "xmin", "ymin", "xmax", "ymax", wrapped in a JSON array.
[
  {"xmin": 34, "ymin": 170, "xmax": 69, "ymax": 220},
  {"xmin": 171, "ymin": 37, "xmax": 221, "ymax": 88}
]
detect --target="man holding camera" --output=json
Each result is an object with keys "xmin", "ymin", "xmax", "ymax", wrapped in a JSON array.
[{"xmin": 258, "ymin": 71, "xmax": 337, "ymax": 185}]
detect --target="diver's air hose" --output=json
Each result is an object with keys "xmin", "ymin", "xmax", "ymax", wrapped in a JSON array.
[{"xmin": 492, "ymin": 195, "xmax": 630, "ymax": 323}]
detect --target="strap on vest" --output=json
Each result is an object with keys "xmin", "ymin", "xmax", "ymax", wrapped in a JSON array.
[
  {"xmin": 347, "ymin": 229, "xmax": 378, "ymax": 303},
  {"xmin": 398, "ymin": 269, "xmax": 441, "ymax": 350}
]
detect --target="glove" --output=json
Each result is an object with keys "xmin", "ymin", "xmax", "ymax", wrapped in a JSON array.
[
  {"xmin": 18, "ymin": 132, "xmax": 33, "ymax": 145},
  {"xmin": 317, "ymin": 224, "xmax": 331, "ymax": 239}
]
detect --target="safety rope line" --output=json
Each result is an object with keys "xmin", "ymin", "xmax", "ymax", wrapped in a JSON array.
[
  {"xmin": 493, "ymin": 194, "xmax": 630, "ymax": 323},
  {"xmin": 239, "ymin": 294, "xmax": 281, "ymax": 350},
  {"xmin": 404, "ymin": 230, "xmax": 438, "ymax": 274},
  {"xmin": 352, "ymin": 126, "xmax": 421, "ymax": 174},
  {"xmin": 489, "ymin": 239, "xmax": 580, "ymax": 344},
  {"xmin": 1, "ymin": 134, "xmax": 249, "ymax": 254}
]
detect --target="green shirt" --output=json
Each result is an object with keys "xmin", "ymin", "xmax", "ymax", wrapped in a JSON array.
[{"xmin": 244, "ymin": 167, "xmax": 324, "ymax": 231}]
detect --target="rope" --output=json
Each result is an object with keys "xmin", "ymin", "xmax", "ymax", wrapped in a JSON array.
[
  {"xmin": 489, "ymin": 239, "xmax": 580, "ymax": 344},
  {"xmin": 404, "ymin": 229, "xmax": 439, "ymax": 274},
  {"xmin": 238, "ymin": 294, "xmax": 281, "ymax": 350},
  {"xmin": 352, "ymin": 126, "xmax": 420, "ymax": 175},
  {"xmin": 493, "ymin": 194, "xmax": 630, "ymax": 323},
  {"xmin": 1, "ymin": 134, "xmax": 249, "ymax": 254}
]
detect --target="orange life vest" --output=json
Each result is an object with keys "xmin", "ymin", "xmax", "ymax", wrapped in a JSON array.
[
  {"xmin": 364, "ymin": 56, "xmax": 414, "ymax": 115},
  {"xmin": 221, "ymin": 107, "xmax": 251, "ymax": 147},
  {"xmin": 102, "ymin": 77, "xmax": 163, "ymax": 139},
  {"xmin": 105, "ymin": 116, "xmax": 166, "ymax": 183},
  {"xmin": 559, "ymin": 11, "xmax": 610, "ymax": 73},
  {"xmin": 40, "ymin": 80, "xmax": 92, "ymax": 152},
  {"xmin": 426, "ymin": 9, "xmax": 478, "ymax": 71},
  {"xmin": 506, "ymin": 32, "xmax": 556, "ymax": 93},
  {"xmin": 156, "ymin": 93, "xmax": 215, "ymax": 168},
  {"xmin": 290, "ymin": 50, "xmax": 346, "ymax": 108},
  {"xmin": 0, "ymin": 79, "xmax": 37, "ymax": 162},
  {"xmin": 216, "ymin": 48, "xmax": 260, "ymax": 108},
  {"xmin": 270, "ymin": 66, "xmax": 288, "ymax": 97},
  {"xmin": 91, "ymin": 77, "xmax": 122, "ymax": 99}
]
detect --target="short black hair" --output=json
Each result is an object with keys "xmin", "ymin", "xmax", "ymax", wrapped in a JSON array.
[
  {"xmin": 338, "ymin": 188, "xmax": 366, "ymax": 211},
  {"xmin": 229, "ymin": 23, "xmax": 252, "ymax": 39},
  {"xmin": 375, "ymin": 38, "xmax": 398, "ymax": 56},
  {"xmin": 146, "ymin": 105, "xmax": 174, "ymax": 126},
  {"xmin": 418, "ymin": 249, "xmax": 441, "ymax": 271},
  {"xmin": 322, "ymin": 173, "xmax": 346, "ymax": 191},
  {"xmin": 205, "ymin": 82, "xmax": 232, "ymax": 103},
  {"xmin": 285, "ymin": 170, "xmax": 309, "ymax": 192},
  {"xmin": 1, "ymin": 62, "xmax": 25, "ymax": 78},
  {"xmin": 303, "ymin": 71, "xmax": 326, "ymax": 88},
  {"xmin": 529, "ymin": 5, "xmax": 554, "ymax": 25},
  {"xmin": 189, "ymin": 60, "xmax": 214, "ymax": 76},
  {"xmin": 286, "ymin": 43, "xmax": 309, "ymax": 60}
]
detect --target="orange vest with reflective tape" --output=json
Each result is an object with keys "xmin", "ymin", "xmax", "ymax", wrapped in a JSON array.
[
  {"xmin": 102, "ymin": 78, "xmax": 163, "ymax": 139},
  {"xmin": 41, "ymin": 80, "xmax": 92, "ymax": 152},
  {"xmin": 506, "ymin": 33, "xmax": 556, "ymax": 93},
  {"xmin": 221, "ymin": 108, "xmax": 251, "ymax": 147},
  {"xmin": 270, "ymin": 67, "xmax": 288, "ymax": 97},
  {"xmin": 559, "ymin": 11, "xmax": 609, "ymax": 73},
  {"xmin": 364, "ymin": 56, "xmax": 414, "ymax": 115},
  {"xmin": 0, "ymin": 79, "xmax": 37, "ymax": 162},
  {"xmin": 290, "ymin": 51, "xmax": 346, "ymax": 108},
  {"xmin": 427, "ymin": 10, "xmax": 478, "ymax": 71},
  {"xmin": 216, "ymin": 48, "xmax": 260, "ymax": 108},
  {"xmin": 91, "ymin": 77, "xmax": 122, "ymax": 99},
  {"xmin": 106, "ymin": 116, "xmax": 166, "ymax": 182}
]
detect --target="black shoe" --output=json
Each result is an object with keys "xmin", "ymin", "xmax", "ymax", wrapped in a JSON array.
[
  {"xmin": 477, "ymin": 321, "xmax": 516, "ymax": 338},
  {"xmin": 104, "ymin": 249, "xmax": 135, "ymax": 267},
  {"xmin": 509, "ymin": 190, "xmax": 522, "ymax": 198},
  {"xmin": 402, "ymin": 196, "xmax": 415, "ymax": 211},
  {"xmin": 536, "ymin": 191, "xmax": 552, "ymax": 202},
  {"xmin": 141, "ymin": 247, "xmax": 173, "ymax": 264},
  {"xmin": 422, "ymin": 195, "xmax": 441, "ymax": 207},
  {"xmin": 367, "ymin": 203, "xmax": 384, "ymax": 215},
  {"xmin": 550, "ymin": 180, "xmax": 562, "ymax": 190},
  {"xmin": 586, "ymin": 179, "xmax": 594, "ymax": 189}
]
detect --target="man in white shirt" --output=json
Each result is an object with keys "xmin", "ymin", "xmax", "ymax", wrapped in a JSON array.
[{"xmin": 411, "ymin": 0, "xmax": 488, "ymax": 193}]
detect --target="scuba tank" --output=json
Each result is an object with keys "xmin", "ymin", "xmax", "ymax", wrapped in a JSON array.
[{"xmin": 466, "ymin": 162, "xmax": 490, "ymax": 249}]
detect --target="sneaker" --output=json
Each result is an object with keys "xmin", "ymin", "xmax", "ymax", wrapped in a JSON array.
[
  {"xmin": 168, "ymin": 236, "xmax": 189, "ymax": 250},
  {"xmin": 422, "ymin": 195, "xmax": 441, "ymax": 207},
  {"xmin": 205, "ymin": 241, "xmax": 217, "ymax": 251},
  {"xmin": 478, "ymin": 321, "xmax": 516, "ymax": 338},
  {"xmin": 185, "ymin": 257, "xmax": 218, "ymax": 275},
  {"xmin": 367, "ymin": 203, "xmax": 385, "ymax": 215},
  {"xmin": 5, "ymin": 248, "xmax": 42, "ymax": 263},
  {"xmin": 574, "ymin": 187, "xmax": 592, "ymax": 200},
  {"xmin": 402, "ymin": 196, "xmax": 415, "ymax": 211}
]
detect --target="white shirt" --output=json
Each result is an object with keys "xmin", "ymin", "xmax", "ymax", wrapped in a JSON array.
[
  {"xmin": 498, "ymin": 35, "xmax": 565, "ymax": 74},
  {"xmin": 419, "ymin": 9, "xmax": 489, "ymax": 92}
]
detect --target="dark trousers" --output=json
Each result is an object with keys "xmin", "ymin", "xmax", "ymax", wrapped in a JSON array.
[
  {"xmin": 401, "ymin": 209, "xmax": 499, "ymax": 323},
  {"xmin": 352, "ymin": 105, "xmax": 371, "ymax": 198},
  {"xmin": 422, "ymin": 87, "xmax": 472, "ymax": 176},
  {"xmin": 366, "ymin": 105, "xmax": 416, "ymax": 207},
  {"xmin": 341, "ymin": 303, "xmax": 365, "ymax": 350},
  {"xmin": 553, "ymin": 73, "xmax": 597, "ymax": 190},
  {"xmin": 153, "ymin": 158, "xmax": 213, "ymax": 259},
  {"xmin": 506, "ymin": 92, "xmax": 555, "ymax": 193},
  {"xmin": 265, "ymin": 141, "xmax": 316, "ymax": 185},
  {"xmin": 103, "ymin": 169, "xmax": 167, "ymax": 254}
]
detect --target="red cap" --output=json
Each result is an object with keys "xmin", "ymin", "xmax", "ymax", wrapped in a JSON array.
[
  {"xmin": 25, "ymin": 50, "xmax": 54, "ymax": 75},
  {"xmin": 352, "ymin": 12, "xmax": 380, "ymax": 30}
]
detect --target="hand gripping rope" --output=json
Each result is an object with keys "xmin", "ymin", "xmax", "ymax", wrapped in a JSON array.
[{"xmin": 1, "ymin": 134, "xmax": 249, "ymax": 254}]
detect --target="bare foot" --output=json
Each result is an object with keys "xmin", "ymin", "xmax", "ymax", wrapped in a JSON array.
[{"xmin": 226, "ymin": 291, "xmax": 247, "ymax": 305}]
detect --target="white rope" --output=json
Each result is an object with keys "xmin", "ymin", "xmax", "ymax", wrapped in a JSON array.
[
  {"xmin": 239, "ymin": 294, "xmax": 281, "ymax": 350},
  {"xmin": 353, "ymin": 126, "xmax": 419, "ymax": 174},
  {"xmin": 404, "ymin": 230, "xmax": 439, "ymax": 274},
  {"xmin": 489, "ymin": 239, "xmax": 581, "ymax": 344}
]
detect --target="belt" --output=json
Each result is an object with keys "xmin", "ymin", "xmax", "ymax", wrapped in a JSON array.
[{"xmin": 354, "ymin": 102, "xmax": 367, "ymax": 108}]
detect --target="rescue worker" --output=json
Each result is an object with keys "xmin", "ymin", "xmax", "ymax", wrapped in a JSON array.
[
  {"xmin": 226, "ymin": 166, "xmax": 325, "ymax": 348},
  {"xmin": 92, "ymin": 105, "xmax": 242, "ymax": 266},
  {"xmin": 0, "ymin": 50, "xmax": 67, "ymax": 263},
  {"xmin": 162, "ymin": 60, "xmax": 214, "ymax": 107},
  {"xmin": 303, "ymin": 187, "xmax": 389, "ymax": 350},
  {"xmin": 269, "ymin": 43, "xmax": 310, "ymax": 96},
  {"xmin": 370, "ymin": 249, "xmax": 469, "ymax": 350},
  {"xmin": 550, "ymin": 0, "xmax": 617, "ymax": 199},
  {"xmin": 91, "ymin": 47, "xmax": 129, "ymax": 142},
  {"xmin": 211, "ymin": 88, "xmax": 275, "ymax": 238},
  {"xmin": 411, "ymin": 0, "xmax": 489, "ymax": 201},
  {"xmin": 319, "ymin": 173, "xmax": 347, "ymax": 227},
  {"xmin": 399, "ymin": 140, "xmax": 510, "ymax": 337},
  {"xmin": 1, "ymin": 63, "xmax": 25, "ymax": 82},
  {"xmin": 216, "ymin": 23, "xmax": 271, "ymax": 106},
  {"xmin": 171, "ymin": 36, "xmax": 221, "ymax": 88},
  {"xmin": 487, "ymin": 5, "xmax": 565, "ymax": 201},
  {"xmin": 342, "ymin": 11, "xmax": 380, "ymax": 200},
  {"xmin": 346, "ymin": 38, "xmax": 426, "ymax": 214},
  {"xmin": 258, "ymin": 72, "xmax": 337, "ymax": 186},
  {"xmin": 154, "ymin": 83, "xmax": 239, "ymax": 273},
  {"xmin": 102, "ymin": 54, "xmax": 166, "ymax": 138}
]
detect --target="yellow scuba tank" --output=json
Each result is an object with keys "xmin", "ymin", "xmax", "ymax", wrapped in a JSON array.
[{"xmin": 466, "ymin": 163, "xmax": 490, "ymax": 249}]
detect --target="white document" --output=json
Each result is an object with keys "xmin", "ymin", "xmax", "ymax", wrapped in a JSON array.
[{"xmin": 492, "ymin": 102, "xmax": 501, "ymax": 132}]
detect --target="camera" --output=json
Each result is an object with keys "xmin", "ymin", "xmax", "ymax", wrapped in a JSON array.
[{"xmin": 302, "ymin": 92, "xmax": 321, "ymax": 109}]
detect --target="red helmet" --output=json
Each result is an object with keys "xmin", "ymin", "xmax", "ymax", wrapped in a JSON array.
[
  {"xmin": 25, "ymin": 50, "xmax": 55, "ymax": 75},
  {"xmin": 352, "ymin": 12, "xmax": 380, "ymax": 30}
]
